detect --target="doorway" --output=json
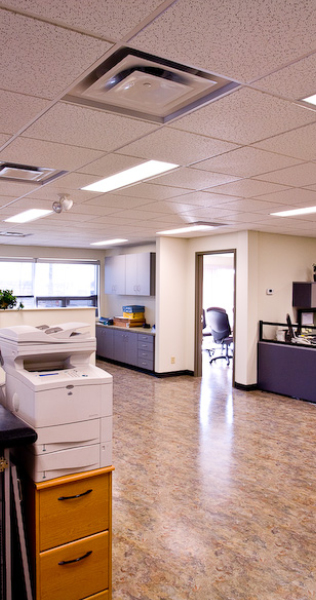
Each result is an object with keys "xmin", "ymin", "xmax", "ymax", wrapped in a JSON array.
[{"xmin": 195, "ymin": 250, "xmax": 236, "ymax": 378}]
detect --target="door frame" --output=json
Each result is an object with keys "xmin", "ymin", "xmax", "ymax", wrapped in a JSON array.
[{"xmin": 194, "ymin": 249, "xmax": 236, "ymax": 379}]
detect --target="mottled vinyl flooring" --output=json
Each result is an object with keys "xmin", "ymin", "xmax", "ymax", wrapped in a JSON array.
[{"xmin": 97, "ymin": 351, "xmax": 316, "ymax": 600}]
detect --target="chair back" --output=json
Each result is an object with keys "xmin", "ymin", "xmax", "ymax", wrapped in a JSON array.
[{"xmin": 205, "ymin": 307, "xmax": 231, "ymax": 342}]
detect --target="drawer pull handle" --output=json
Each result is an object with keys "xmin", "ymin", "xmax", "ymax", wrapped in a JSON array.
[
  {"xmin": 58, "ymin": 489, "xmax": 93, "ymax": 501},
  {"xmin": 58, "ymin": 550, "xmax": 92, "ymax": 566}
]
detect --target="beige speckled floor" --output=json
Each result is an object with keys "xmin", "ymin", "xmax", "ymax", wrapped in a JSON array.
[{"xmin": 97, "ymin": 353, "xmax": 316, "ymax": 600}]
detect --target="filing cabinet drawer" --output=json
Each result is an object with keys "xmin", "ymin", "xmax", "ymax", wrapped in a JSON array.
[
  {"xmin": 138, "ymin": 334, "xmax": 153, "ymax": 344},
  {"xmin": 39, "ymin": 472, "xmax": 110, "ymax": 550},
  {"xmin": 39, "ymin": 531, "xmax": 109, "ymax": 600},
  {"xmin": 138, "ymin": 341, "xmax": 153, "ymax": 352},
  {"xmin": 138, "ymin": 357, "xmax": 154, "ymax": 370},
  {"xmin": 138, "ymin": 349, "xmax": 153, "ymax": 360}
]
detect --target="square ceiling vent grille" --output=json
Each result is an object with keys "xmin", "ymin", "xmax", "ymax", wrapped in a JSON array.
[
  {"xmin": 64, "ymin": 47, "xmax": 239, "ymax": 123},
  {"xmin": 0, "ymin": 163, "xmax": 67, "ymax": 185}
]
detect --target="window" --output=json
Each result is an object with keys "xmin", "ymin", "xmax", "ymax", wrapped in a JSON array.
[{"xmin": 0, "ymin": 258, "xmax": 100, "ymax": 312}]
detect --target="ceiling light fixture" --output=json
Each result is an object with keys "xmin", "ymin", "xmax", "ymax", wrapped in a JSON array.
[
  {"xmin": 157, "ymin": 224, "xmax": 217, "ymax": 235},
  {"xmin": 271, "ymin": 206, "xmax": 316, "ymax": 217},
  {"xmin": 301, "ymin": 93, "xmax": 316, "ymax": 106},
  {"xmin": 52, "ymin": 194, "xmax": 74, "ymax": 214},
  {"xmin": 4, "ymin": 209, "xmax": 53, "ymax": 223},
  {"xmin": 90, "ymin": 238, "xmax": 128, "ymax": 246},
  {"xmin": 82, "ymin": 160, "xmax": 178, "ymax": 193}
]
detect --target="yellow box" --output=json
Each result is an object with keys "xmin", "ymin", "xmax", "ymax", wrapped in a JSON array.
[{"xmin": 123, "ymin": 312, "xmax": 145, "ymax": 320}]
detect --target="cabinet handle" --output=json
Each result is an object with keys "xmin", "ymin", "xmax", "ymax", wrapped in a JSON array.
[
  {"xmin": 58, "ymin": 488, "xmax": 93, "ymax": 501},
  {"xmin": 58, "ymin": 550, "xmax": 92, "ymax": 566}
]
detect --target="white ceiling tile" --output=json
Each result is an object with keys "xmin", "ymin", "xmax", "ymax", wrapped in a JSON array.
[
  {"xmin": 193, "ymin": 146, "xmax": 302, "ymax": 178},
  {"xmin": 79, "ymin": 154, "xmax": 145, "ymax": 177},
  {"xmin": 114, "ymin": 183, "xmax": 191, "ymax": 200},
  {"xmin": 0, "ymin": 0, "xmax": 165, "ymax": 40},
  {"xmin": 0, "ymin": 181, "xmax": 38, "ymax": 197},
  {"xmin": 258, "ymin": 163, "xmax": 316, "ymax": 187},
  {"xmin": 0, "ymin": 9, "xmax": 112, "ymax": 99},
  {"xmin": 166, "ymin": 191, "xmax": 242, "ymax": 207},
  {"xmin": 253, "ymin": 52, "xmax": 316, "ymax": 100},
  {"xmin": 22, "ymin": 102, "xmax": 158, "ymax": 151},
  {"xmin": 0, "ymin": 137, "xmax": 103, "ymax": 171},
  {"xmin": 254, "ymin": 122, "xmax": 316, "ymax": 161},
  {"xmin": 209, "ymin": 179, "xmax": 289, "ymax": 198},
  {"xmin": 218, "ymin": 198, "xmax": 281, "ymax": 212},
  {"xmin": 117, "ymin": 127, "xmax": 238, "ymax": 165},
  {"xmin": 0, "ymin": 134, "xmax": 12, "ymax": 148},
  {"xmin": 0, "ymin": 90, "xmax": 48, "ymax": 135},
  {"xmin": 254, "ymin": 187, "xmax": 316, "ymax": 206},
  {"xmin": 138, "ymin": 200, "xmax": 196, "ymax": 214},
  {"xmin": 83, "ymin": 194, "xmax": 150, "ymax": 210},
  {"xmin": 131, "ymin": 0, "xmax": 316, "ymax": 82},
  {"xmin": 171, "ymin": 88, "xmax": 316, "ymax": 145},
  {"xmin": 23, "ymin": 186, "xmax": 97, "ymax": 204},
  {"xmin": 152, "ymin": 167, "xmax": 239, "ymax": 189}
]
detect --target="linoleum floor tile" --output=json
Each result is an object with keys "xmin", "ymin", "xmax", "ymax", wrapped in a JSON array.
[{"xmin": 96, "ymin": 358, "xmax": 316, "ymax": 600}]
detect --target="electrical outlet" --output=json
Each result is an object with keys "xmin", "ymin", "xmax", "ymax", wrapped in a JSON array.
[
  {"xmin": 171, "ymin": 357, "xmax": 175, "ymax": 364},
  {"xmin": 266, "ymin": 288, "xmax": 274, "ymax": 295}
]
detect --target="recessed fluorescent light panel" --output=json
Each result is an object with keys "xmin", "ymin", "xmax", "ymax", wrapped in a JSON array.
[
  {"xmin": 91, "ymin": 238, "xmax": 128, "ymax": 246},
  {"xmin": 271, "ymin": 207, "xmax": 316, "ymax": 217},
  {"xmin": 301, "ymin": 94, "xmax": 316, "ymax": 106},
  {"xmin": 82, "ymin": 160, "xmax": 178, "ymax": 193},
  {"xmin": 157, "ymin": 224, "xmax": 217, "ymax": 235},
  {"xmin": 4, "ymin": 209, "xmax": 53, "ymax": 223}
]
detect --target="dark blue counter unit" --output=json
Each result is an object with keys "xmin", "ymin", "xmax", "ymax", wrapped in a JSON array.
[
  {"xmin": 258, "ymin": 340, "xmax": 316, "ymax": 403},
  {"xmin": 0, "ymin": 405, "xmax": 37, "ymax": 448}
]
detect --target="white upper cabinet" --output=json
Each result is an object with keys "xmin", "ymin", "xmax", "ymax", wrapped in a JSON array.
[
  {"xmin": 104, "ymin": 255, "xmax": 126, "ymax": 295},
  {"xmin": 125, "ymin": 253, "xmax": 155, "ymax": 296},
  {"xmin": 105, "ymin": 252, "xmax": 155, "ymax": 296}
]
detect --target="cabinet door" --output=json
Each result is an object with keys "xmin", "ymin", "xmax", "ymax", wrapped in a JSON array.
[
  {"xmin": 113, "ymin": 330, "xmax": 126, "ymax": 362},
  {"xmin": 125, "ymin": 254, "xmax": 138, "ymax": 295},
  {"xmin": 136, "ymin": 253, "xmax": 151, "ymax": 295},
  {"xmin": 96, "ymin": 327, "xmax": 114, "ymax": 359},
  {"xmin": 104, "ymin": 255, "xmax": 126, "ymax": 295},
  {"xmin": 125, "ymin": 252, "xmax": 154, "ymax": 296},
  {"xmin": 125, "ymin": 331, "xmax": 138, "ymax": 366}
]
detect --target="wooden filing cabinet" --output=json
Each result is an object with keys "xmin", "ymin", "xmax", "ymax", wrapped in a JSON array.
[{"xmin": 28, "ymin": 467, "xmax": 113, "ymax": 600}]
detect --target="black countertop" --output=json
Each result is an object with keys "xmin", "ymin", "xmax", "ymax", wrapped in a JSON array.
[{"xmin": 0, "ymin": 405, "xmax": 37, "ymax": 449}]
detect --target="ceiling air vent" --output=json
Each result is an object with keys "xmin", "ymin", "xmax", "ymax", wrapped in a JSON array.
[
  {"xmin": 64, "ymin": 47, "xmax": 239, "ymax": 123},
  {"xmin": 0, "ymin": 231, "xmax": 32, "ymax": 238},
  {"xmin": 0, "ymin": 163, "xmax": 67, "ymax": 185}
]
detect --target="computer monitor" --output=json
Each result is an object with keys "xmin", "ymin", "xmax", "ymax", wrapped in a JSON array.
[{"xmin": 286, "ymin": 313, "xmax": 295, "ymax": 340}]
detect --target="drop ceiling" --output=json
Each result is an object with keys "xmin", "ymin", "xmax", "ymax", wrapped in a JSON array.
[{"xmin": 1, "ymin": 0, "xmax": 316, "ymax": 248}]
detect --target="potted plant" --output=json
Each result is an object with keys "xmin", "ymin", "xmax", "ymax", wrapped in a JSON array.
[{"xmin": 0, "ymin": 289, "xmax": 17, "ymax": 310}]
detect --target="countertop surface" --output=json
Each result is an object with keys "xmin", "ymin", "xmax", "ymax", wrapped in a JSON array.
[
  {"xmin": 0, "ymin": 405, "xmax": 37, "ymax": 449},
  {"xmin": 96, "ymin": 323, "xmax": 155, "ymax": 336}
]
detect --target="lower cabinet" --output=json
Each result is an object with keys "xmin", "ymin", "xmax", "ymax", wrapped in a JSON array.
[
  {"xmin": 96, "ymin": 325, "xmax": 155, "ymax": 371},
  {"xmin": 28, "ymin": 467, "xmax": 113, "ymax": 600},
  {"xmin": 113, "ymin": 329, "xmax": 138, "ymax": 366}
]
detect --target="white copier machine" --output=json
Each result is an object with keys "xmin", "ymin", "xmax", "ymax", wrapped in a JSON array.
[{"xmin": 0, "ymin": 322, "xmax": 113, "ymax": 482}]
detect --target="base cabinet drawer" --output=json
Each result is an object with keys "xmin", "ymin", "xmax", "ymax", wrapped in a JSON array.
[
  {"xmin": 39, "ymin": 531, "xmax": 109, "ymax": 600},
  {"xmin": 29, "ymin": 467, "xmax": 113, "ymax": 600},
  {"xmin": 39, "ymin": 472, "xmax": 110, "ymax": 550}
]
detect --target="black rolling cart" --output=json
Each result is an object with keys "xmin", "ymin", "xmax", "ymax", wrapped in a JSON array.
[{"xmin": 0, "ymin": 405, "xmax": 37, "ymax": 600}]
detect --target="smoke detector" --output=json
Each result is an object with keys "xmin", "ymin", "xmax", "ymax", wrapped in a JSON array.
[{"xmin": 64, "ymin": 47, "xmax": 239, "ymax": 123}]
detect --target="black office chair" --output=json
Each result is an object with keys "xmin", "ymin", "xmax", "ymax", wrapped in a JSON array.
[{"xmin": 205, "ymin": 307, "xmax": 233, "ymax": 365}]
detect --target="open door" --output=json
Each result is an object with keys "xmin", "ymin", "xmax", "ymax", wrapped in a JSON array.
[{"xmin": 195, "ymin": 250, "xmax": 236, "ymax": 379}]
